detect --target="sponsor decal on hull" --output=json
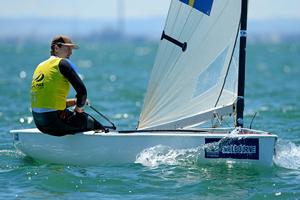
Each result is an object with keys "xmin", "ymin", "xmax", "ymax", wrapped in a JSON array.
[{"xmin": 205, "ymin": 138, "xmax": 259, "ymax": 160}]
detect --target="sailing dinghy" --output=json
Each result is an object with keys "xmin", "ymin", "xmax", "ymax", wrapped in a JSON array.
[{"xmin": 10, "ymin": 0, "xmax": 277, "ymax": 166}]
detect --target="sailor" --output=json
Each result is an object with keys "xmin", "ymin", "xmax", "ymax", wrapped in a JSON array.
[{"xmin": 31, "ymin": 35, "xmax": 106, "ymax": 136}]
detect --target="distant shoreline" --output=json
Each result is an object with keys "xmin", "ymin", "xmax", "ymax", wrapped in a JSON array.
[{"xmin": 0, "ymin": 17, "xmax": 299, "ymax": 42}]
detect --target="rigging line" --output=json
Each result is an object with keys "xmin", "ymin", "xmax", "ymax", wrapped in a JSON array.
[
  {"xmin": 223, "ymin": 118, "xmax": 232, "ymax": 128},
  {"xmin": 210, "ymin": 112, "xmax": 232, "ymax": 128},
  {"xmin": 178, "ymin": 1, "xmax": 239, "ymax": 117},
  {"xmin": 208, "ymin": 1, "xmax": 241, "ymax": 107},
  {"xmin": 88, "ymin": 105, "xmax": 117, "ymax": 130},
  {"xmin": 213, "ymin": 23, "xmax": 240, "ymax": 108},
  {"xmin": 249, "ymin": 112, "xmax": 257, "ymax": 129},
  {"xmin": 221, "ymin": 113, "xmax": 233, "ymax": 128}
]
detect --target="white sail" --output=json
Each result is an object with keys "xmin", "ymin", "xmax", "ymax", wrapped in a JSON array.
[{"xmin": 138, "ymin": 0, "xmax": 241, "ymax": 130}]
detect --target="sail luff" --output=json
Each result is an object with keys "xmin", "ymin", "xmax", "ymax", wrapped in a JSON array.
[{"xmin": 236, "ymin": 0, "xmax": 248, "ymax": 127}]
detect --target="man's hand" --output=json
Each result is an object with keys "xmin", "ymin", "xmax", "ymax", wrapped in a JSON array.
[
  {"xmin": 74, "ymin": 106, "xmax": 84, "ymax": 113},
  {"xmin": 66, "ymin": 98, "xmax": 76, "ymax": 108}
]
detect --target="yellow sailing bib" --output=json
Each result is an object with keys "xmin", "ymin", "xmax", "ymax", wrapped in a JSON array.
[{"xmin": 31, "ymin": 57, "xmax": 71, "ymax": 110}]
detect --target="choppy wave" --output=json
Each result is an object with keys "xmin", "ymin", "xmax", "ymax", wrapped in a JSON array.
[
  {"xmin": 0, "ymin": 149, "xmax": 25, "ymax": 173},
  {"xmin": 135, "ymin": 145, "xmax": 202, "ymax": 168},
  {"xmin": 0, "ymin": 149, "xmax": 24, "ymax": 157},
  {"xmin": 274, "ymin": 139, "xmax": 300, "ymax": 170}
]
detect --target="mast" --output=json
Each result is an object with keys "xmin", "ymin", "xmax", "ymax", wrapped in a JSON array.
[{"xmin": 236, "ymin": 0, "xmax": 248, "ymax": 127}]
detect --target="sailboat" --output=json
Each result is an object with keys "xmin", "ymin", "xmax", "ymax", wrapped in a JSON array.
[{"xmin": 10, "ymin": 0, "xmax": 277, "ymax": 166}]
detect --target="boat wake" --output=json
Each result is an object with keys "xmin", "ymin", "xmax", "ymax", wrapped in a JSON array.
[
  {"xmin": 274, "ymin": 139, "xmax": 300, "ymax": 170},
  {"xmin": 135, "ymin": 145, "xmax": 202, "ymax": 168},
  {"xmin": 0, "ymin": 149, "xmax": 25, "ymax": 173}
]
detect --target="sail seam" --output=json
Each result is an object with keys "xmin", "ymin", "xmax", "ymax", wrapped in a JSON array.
[{"xmin": 162, "ymin": 3, "xmax": 194, "ymax": 81}]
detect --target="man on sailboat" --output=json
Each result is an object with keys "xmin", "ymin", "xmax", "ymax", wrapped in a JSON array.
[{"xmin": 31, "ymin": 35, "xmax": 106, "ymax": 136}]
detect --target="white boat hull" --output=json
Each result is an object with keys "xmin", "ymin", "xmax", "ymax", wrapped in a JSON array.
[{"xmin": 11, "ymin": 128, "xmax": 277, "ymax": 166}]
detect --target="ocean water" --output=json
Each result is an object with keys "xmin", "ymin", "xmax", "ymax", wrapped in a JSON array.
[{"xmin": 0, "ymin": 39, "xmax": 299, "ymax": 199}]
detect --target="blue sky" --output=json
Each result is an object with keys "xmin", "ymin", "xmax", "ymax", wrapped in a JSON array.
[{"xmin": 1, "ymin": 0, "xmax": 300, "ymax": 20}]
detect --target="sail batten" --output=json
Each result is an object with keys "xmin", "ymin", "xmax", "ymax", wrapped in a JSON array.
[{"xmin": 138, "ymin": 0, "xmax": 241, "ymax": 130}]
